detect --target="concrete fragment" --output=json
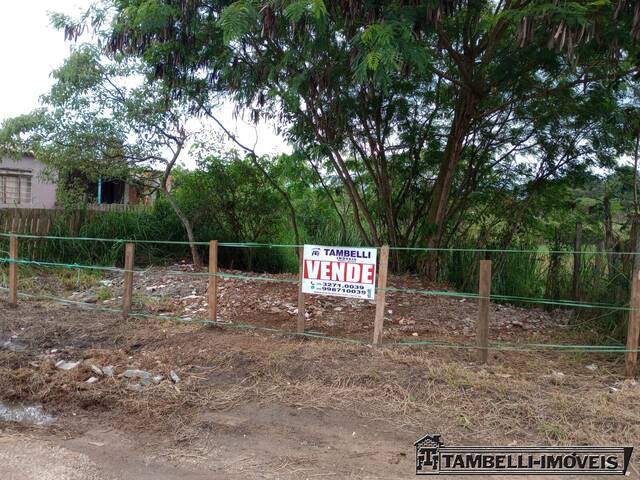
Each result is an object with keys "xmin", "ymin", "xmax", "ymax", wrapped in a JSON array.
[
  {"xmin": 121, "ymin": 369, "xmax": 152, "ymax": 380},
  {"xmin": 0, "ymin": 402, "xmax": 55, "ymax": 425},
  {"xmin": 549, "ymin": 371, "xmax": 565, "ymax": 385},
  {"xmin": 55, "ymin": 360, "xmax": 81, "ymax": 370},
  {"xmin": 1, "ymin": 339, "xmax": 27, "ymax": 352}
]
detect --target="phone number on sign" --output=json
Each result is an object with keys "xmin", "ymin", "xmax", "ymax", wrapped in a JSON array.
[{"xmin": 317, "ymin": 282, "xmax": 366, "ymax": 294}]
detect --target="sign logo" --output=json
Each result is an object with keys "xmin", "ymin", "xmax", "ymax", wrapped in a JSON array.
[
  {"xmin": 301, "ymin": 244, "xmax": 377, "ymax": 301},
  {"xmin": 415, "ymin": 435, "xmax": 633, "ymax": 475}
]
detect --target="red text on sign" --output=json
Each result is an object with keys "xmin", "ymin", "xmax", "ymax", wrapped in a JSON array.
[{"xmin": 304, "ymin": 260, "xmax": 375, "ymax": 284}]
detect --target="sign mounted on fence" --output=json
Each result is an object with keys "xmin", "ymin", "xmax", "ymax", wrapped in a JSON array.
[{"xmin": 302, "ymin": 245, "xmax": 378, "ymax": 300}]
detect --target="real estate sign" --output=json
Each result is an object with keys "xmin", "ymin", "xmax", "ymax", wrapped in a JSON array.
[{"xmin": 301, "ymin": 245, "xmax": 378, "ymax": 300}]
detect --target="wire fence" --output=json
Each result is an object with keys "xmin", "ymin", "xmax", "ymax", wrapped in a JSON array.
[{"xmin": 1, "ymin": 233, "xmax": 639, "ymax": 367}]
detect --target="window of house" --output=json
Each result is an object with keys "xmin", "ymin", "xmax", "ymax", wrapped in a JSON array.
[{"xmin": 0, "ymin": 171, "xmax": 32, "ymax": 205}]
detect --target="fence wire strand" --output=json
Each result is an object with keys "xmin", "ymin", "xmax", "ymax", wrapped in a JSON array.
[
  {"xmin": 0, "ymin": 288, "xmax": 636, "ymax": 354},
  {"xmin": 0, "ymin": 233, "xmax": 637, "ymax": 353}
]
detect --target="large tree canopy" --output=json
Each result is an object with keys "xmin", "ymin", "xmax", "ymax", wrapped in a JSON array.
[{"xmin": 83, "ymin": 0, "xmax": 638, "ymax": 254}]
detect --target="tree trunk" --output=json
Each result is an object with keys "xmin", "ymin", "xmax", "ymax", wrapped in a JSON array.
[
  {"xmin": 594, "ymin": 239, "xmax": 605, "ymax": 288},
  {"xmin": 421, "ymin": 90, "xmax": 479, "ymax": 278},
  {"xmin": 634, "ymin": 132, "xmax": 639, "ymax": 215},
  {"xmin": 545, "ymin": 229, "xmax": 562, "ymax": 305},
  {"xmin": 630, "ymin": 214, "xmax": 640, "ymax": 274},
  {"xmin": 160, "ymin": 186, "xmax": 201, "ymax": 268},
  {"xmin": 604, "ymin": 196, "xmax": 616, "ymax": 279}
]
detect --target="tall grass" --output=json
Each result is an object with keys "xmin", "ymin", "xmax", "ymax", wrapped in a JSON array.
[
  {"xmin": 1, "ymin": 201, "xmax": 295, "ymax": 273},
  {"xmin": 436, "ymin": 246, "xmax": 631, "ymax": 341}
]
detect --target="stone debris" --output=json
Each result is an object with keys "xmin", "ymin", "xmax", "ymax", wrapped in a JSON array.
[
  {"xmin": 85, "ymin": 377, "xmax": 99, "ymax": 384},
  {"xmin": 121, "ymin": 369, "xmax": 162, "ymax": 387},
  {"xmin": 169, "ymin": 371, "xmax": 181, "ymax": 384},
  {"xmin": 0, "ymin": 402, "xmax": 55, "ymax": 425},
  {"xmin": 0, "ymin": 338, "xmax": 27, "ymax": 352},
  {"xmin": 585, "ymin": 364, "xmax": 598, "ymax": 371},
  {"xmin": 609, "ymin": 379, "xmax": 638, "ymax": 394},
  {"xmin": 67, "ymin": 265, "xmax": 573, "ymax": 341},
  {"xmin": 102, "ymin": 366, "xmax": 115, "ymax": 377},
  {"xmin": 122, "ymin": 369, "xmax": 152, "ymax": 379},
  {"xmin": 90, "ymin": 365, "xmax": 103, "ymax": 376},
  {"xmin": 55, "ymin": 360, "xmax": 81, "ymax": 370},
  {"xmin": 549, "ymin": 371, "xmax": 565, "ymax": 385},
  {"xmin": 70, "ymin": 291, "xmax": 98, "ymax": 304}
]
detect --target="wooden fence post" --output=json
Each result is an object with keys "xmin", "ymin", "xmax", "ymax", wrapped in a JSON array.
[
  {"xmin": 625, "ymin": 268, "xmax": 640, "ymax": 377},
  {"xmin": 477, "ymin": 260, "xmax": 492, "ymax": 364},
  {"xmin": 122, "ymin": 243, "xmax": 135, "ymax": 317},
  {"xmin": 297, "ymin": 246, "xmax": 305, "ymax": 334},
  {"xmin": 208, "ymin": 240, "xmax": 218, "ymax": 323},
  {"xmin": 373, "ymin": 245, "xmax": 390, "ymax": 345},
  {"xmin": 8, "ymin": 235, "xmax": 18, "ymax": 306}
]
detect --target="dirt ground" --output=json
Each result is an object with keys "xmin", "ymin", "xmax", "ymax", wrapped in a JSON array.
[
  {"xmin": 32, "ymin": 264, "xmax": 575, "ymax": 344},
  {"xmin": 1, "ymin": 268, "xmax": 639, "ymax": 479}
]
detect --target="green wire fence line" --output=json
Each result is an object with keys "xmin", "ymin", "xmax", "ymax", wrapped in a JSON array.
[
  {"xmin": 0, "ymin": 232, "xmax": 209, "ymax": 246},
  {"xmin": 1, "ymin": 256, "xmax": 636, "ymax": 311},
  {"xmin": 1, "ymin": 232, "xmax": 639, "ymax": 256},
  {"xmin": 215, "ymin": 271, "xmax": 299, "ymax": 283},
  {"xmin": 0, "ymin": 257, "xmax": 124, "ymax": 273},
  {"xmin": 0, "ymin": 257, "xmax": 299, "ymax": 284},
  {"xmin": 388, "ymin": 245, "xmax": 640, "ymax": 255},
  {"xmin": 383, "ymin": 287, "xmax": 634, "ymax": 311},
  {"xmin": 2, "ymin": 288, "xmax": 636, "ymax": 353}
]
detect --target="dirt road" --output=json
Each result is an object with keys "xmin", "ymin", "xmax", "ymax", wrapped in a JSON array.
[{"xmin": 0, "ymin": 297, "xmax": 638, "ymax": 479}]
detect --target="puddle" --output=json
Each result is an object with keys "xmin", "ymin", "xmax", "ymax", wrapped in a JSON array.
[{"xmin": 0, "ymin": 402, "xmax": 55, "ymax": 425}]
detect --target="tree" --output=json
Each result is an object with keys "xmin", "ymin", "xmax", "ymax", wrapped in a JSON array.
[
  {"xmin": 0, "ymin": 45, "xmax": 203, "ymax": 266},
  {"xmin": 85, "ymin": 0, "xmax": 638, "ymax": 269}
]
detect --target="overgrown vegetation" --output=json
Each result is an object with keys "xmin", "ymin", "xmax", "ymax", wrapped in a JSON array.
[{"xmin": 1, "ymin": 0, "xmax": 639, "ymax": 341}]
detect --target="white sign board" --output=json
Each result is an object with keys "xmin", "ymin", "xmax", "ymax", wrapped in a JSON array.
[{"xmin": 301, "ymin": 245, "xmax": 378, "ymax": 300}]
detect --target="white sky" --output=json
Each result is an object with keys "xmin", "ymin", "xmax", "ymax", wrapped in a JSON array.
[{"xmin": 0, "ymin": 1, "xmax": 289, "ymax": 168}]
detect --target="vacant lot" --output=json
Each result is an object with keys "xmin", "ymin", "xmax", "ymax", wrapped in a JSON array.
[{"xmin": 0, "ymin": 269, "xmax": 638, "ymax": 479}]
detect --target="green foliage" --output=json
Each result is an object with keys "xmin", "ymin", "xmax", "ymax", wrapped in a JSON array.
[
  {"xmin": 2, "ymin": 0, "xmax": 640, "ymax": 343},
  {"xmin": 217, "ymin": 0, "xmax": 258, "ymax": 44}
]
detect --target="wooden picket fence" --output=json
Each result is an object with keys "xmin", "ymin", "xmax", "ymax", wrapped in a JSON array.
[{"xmin": 0, "ymin": 205, "xmax": 148, "ymax": 235}]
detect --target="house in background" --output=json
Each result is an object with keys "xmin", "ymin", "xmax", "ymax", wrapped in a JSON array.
[
  {"xmin": 0, "ymin": 155, "xmax": 57, "ymax": 208},
  {"xmin": 0, "ymin": 155, "xmax": 161, "ymax": 209}
]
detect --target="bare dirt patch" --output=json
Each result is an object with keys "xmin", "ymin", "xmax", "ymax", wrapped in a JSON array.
[{"xmin": 32, "ymin": 264, "xmax": 575, "ymax": 344}]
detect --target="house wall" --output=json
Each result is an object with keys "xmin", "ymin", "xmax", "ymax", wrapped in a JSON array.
[{"xmin": 0, "ymin": 156, "xmax": 57, "ymax": 209}]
